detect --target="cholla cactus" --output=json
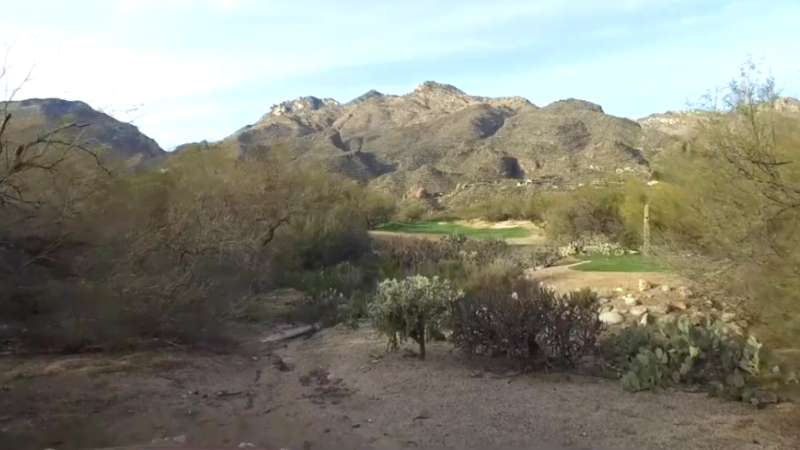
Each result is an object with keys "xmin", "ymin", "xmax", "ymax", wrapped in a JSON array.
[{"xmin": 369, "ymin": 275, "xmax": 462, "ymax": 359}]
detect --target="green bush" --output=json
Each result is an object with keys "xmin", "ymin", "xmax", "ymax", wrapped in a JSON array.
[
  {"xmin": 369, "ymin": 275, "xmax": 462, "ymax": 359},
  {"xmin": 394, "ymin": 199, "xmax": 428, "ymax": 222},
  {"xmin": 541, "ymin": 186, "xmax": 636, "ymax": 247}
]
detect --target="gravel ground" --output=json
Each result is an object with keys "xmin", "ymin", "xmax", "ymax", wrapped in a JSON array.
[{"xmin": 1, "ymin": 325, "xmax": 798, "ymax": 450}]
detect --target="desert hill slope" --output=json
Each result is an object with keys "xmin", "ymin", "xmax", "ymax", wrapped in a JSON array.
[{"xmin": 2, "ymin": 98, "xmax": 165, "ymax": 166}]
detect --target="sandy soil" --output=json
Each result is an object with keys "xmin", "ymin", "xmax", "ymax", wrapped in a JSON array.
[
  {"xmin": 1, "ymin": 325, "xmax": 798, "ymax": 450},
  {"xmin": 369, "ymin": 220, "xmax": 546, "ymax": 246},
  {"xmin": 528, "ymin": 263, "xmax": 685, "ymax": 296}
]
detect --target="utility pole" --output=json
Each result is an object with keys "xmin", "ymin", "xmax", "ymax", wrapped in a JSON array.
[{"xmin": 642, "ymin": 202, "xmax": 651, "ymax": 256}]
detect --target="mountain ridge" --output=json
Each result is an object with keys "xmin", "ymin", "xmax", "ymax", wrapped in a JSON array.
[
  {"xmin": 2, "ymin": 98, "xmax": 165, "ymax": 165},
  {"xmin": 8, "ymin": 86, "xmax": 800, "ymax": 200},
  {"xmin": 218, "ymin": 81, "xmax": 655, "ymax": 196}
]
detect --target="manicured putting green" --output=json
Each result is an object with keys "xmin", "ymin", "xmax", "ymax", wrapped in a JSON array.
[
  {"xmin": 571, "ymin": 254, "xmax": 666, "ymax": 272},
  {"xmin": 374, "ymin": 221, "xmax": 530, "ymax": 240}
]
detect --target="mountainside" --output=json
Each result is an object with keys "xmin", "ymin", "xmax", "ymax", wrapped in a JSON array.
[
  {"xmin": 2, "ymin": 98, "xmax": 165, "ymax": 166},
  {"xmin": 221, "ymin": 81, "xmax": 669, "ymax": 197}
]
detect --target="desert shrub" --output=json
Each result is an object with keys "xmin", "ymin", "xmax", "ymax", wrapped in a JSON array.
[
  {"xmin": 460, "ymin": 257, "xmax": 524, "ymax": 292},
  {"xmin": 0, "ymin": 136, "xmax": 385, "ymax": 352},
  {"xmin": 362, "ymin": 189, "xmax": 397, "ymax": 228},
  {"xmin": 286, "ymin": 288, "xmax": 349, "ymax": 326},
  {"xmin": 393, "ymin": 199, "xmax": 428, "ymax": 222},
  {"xmin": 451, "ymin": 278, "xmax": 543, "ymax": 361},
  {"xmin": 278, "ymin": 262, "xmax": 379, "ymax": 326},
  {"xmin": 373, "ymin": 234, "xmax": 510, "ymax": 281},
  {"xmin": 539, "ymin": 289, "xmax": 604, "ymax": 363},
  {"xmin": 541, "ymin": 186, "xmax": 636, "ymax": 247},
  {"xmin": 452, "ymin": 188, "xmax": 544, "ymax": 222},
  {"xmin": 607, "ymin": 318, "xmax": 769, "ymax": 402},
  {"xmin": 452, "ymin": 279, "xmax": 603, "ymax": 366},
  {"xmin": 369, "ymin": 275, "xmax": 462, "ymax": 359},
  {"xmin": 648, "ymin": 67, "xmax": 800, "ymax": 347},
  {"xmin": 281, "ymin": 261, "xmax": 374, "ymax": 298}
]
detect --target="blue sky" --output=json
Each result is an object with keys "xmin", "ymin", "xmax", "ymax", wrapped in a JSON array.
[{"xmin": 2, "ymin": 0, "xmax": 799, "ymax": 149}]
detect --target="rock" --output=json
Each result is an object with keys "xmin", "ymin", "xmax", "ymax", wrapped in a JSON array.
[
  {"xmin": 638, "ymin": 279, "xmax": 651, "ymax": 292},
  {"xmin": 172, "ymin": 434, "xmax": 187, "ymax": 444},
  {"xmin": 273, "ymin": 356, "xmax": 294, "ymax": 372},
  {"xmin": 622, "ymin": 295, "xmax": 640, "ymax": 306},
  {"xmin": 614, "ymin": 287, "xmax": 625, "ymax": 293},
  {"xmin": 721, "ymin": 312, "xmax": 736, "ymax": 323},
  {"xmin": 657, "ymin": 314, "xmax": 677, "ymax": 326},
  {"xmin": 677, "ymin": 286, "xmax": 693, "ymax": 299},
  {"xmin": 598, "ymin": 297, "xmax": 610, "ymax": 305},
  {"xmin": 689, "ymin": 311, "xmax": 707, "ymax": 326},
  {"xmin": 238, "ymin": 443, "xmax": 257, "ymax": 449},
  {"xmin": 413, "ymin": 410, "xmax": 432, "ymax": 420},
  {"xmin": 725, "ymin": 323, "xmax": 744, "ymax": 335},
  {"xmin": 639, "ymin": 313, "xmax": 651, "ymax": 326},
  {"xmin": 599, "ymin": 311, "xmax": 624, "ymax": 325},
  {"xmin": 629, "ymin": 305, "xmax": 649, "ymax": 317},
  {"xmin": 409, "ymin": 187, "xmax": 429, "ymax": 199},
  {"xmin": 660, "ymin": 285, "xmax": 671, "ymax": 292},
  {"xmin": 650, "ymin": 304, "xmax": 670, "ymax": 315},
  {"xmin": 750, "ymin": 390, "xmax": 779, "ymax": 408},
  {"xmin": 669, "ymin": 301, "xmax": 688, "ymax": 311}
]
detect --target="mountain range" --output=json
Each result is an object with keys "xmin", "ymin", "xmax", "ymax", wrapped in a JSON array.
[{"xmin": 5, "ymin": 83, "xmax": 800, "ymax": 199}]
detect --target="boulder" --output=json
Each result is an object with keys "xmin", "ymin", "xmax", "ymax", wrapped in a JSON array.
[
  {"xmin": 677, "ymin": 286, "xmax": 693, "ymax": 299},
  {"xmin": 629, "ymin": 305, "xmax": 649, "ymax": 317},
  {"xmin": 656, "ymin": 313, "xmax": 678, "ymax": 326},
  {"xmin": 639, "ymin": 313, "xmax": 651, "ymax": 326},
  {"xmin": 669, "ymin": 301, "xmax": 688, "ymax": 311},
  {"xmin": 599, "ymin": 310, "xmax": 624, "ymax": 325},
  {"xmin": 650, "ymin": 304, "xmax": 669, "ymax": 315},
  {"xmin": 409, "ymin": 187, "xmax": 430, "ymax": 199},
  {"xmin": 638, "ymin": 279, "xmax": 652, "ymax": 292},
  {"xmin": 689, "ymin": 311, "xmax": 707, "ymax": 325},
  {"xmin": 622, "ymin": 295, "xmax": 640, "ymax": 306}
]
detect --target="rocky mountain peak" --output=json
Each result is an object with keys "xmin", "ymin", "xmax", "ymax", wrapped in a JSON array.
[
  {"xmin": 774, "ymin": 97, "xmax": 800, "ymax": 114},
  {"xmin": 544, "ymin": 98, "xmax": 604, "ymax": 114},
  {"xmin": 412, "ymin": 81, "xmax": 468, "ymax": 97},
  {"xmin": 350, "ymin": 90, "xmax": 385, "ymax": 104},
  {"xmin": 269, "ymin": 96, "xmax": 340, "ymax": 117}
]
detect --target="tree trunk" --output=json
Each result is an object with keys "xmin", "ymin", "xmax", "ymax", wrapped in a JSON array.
[{"xmin": 416, "ymin": 315, "xmax": 426, "ymax": 360}]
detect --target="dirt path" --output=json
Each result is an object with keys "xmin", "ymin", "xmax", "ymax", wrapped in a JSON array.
[{"xmin": 1, "ymin": 326, "xmax": 798, "ymax": 450}]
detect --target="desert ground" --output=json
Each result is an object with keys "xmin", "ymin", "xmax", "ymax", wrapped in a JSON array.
[{"xmin": 2, "ymin": 266, "xmax": 798, "ymax": 450}]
